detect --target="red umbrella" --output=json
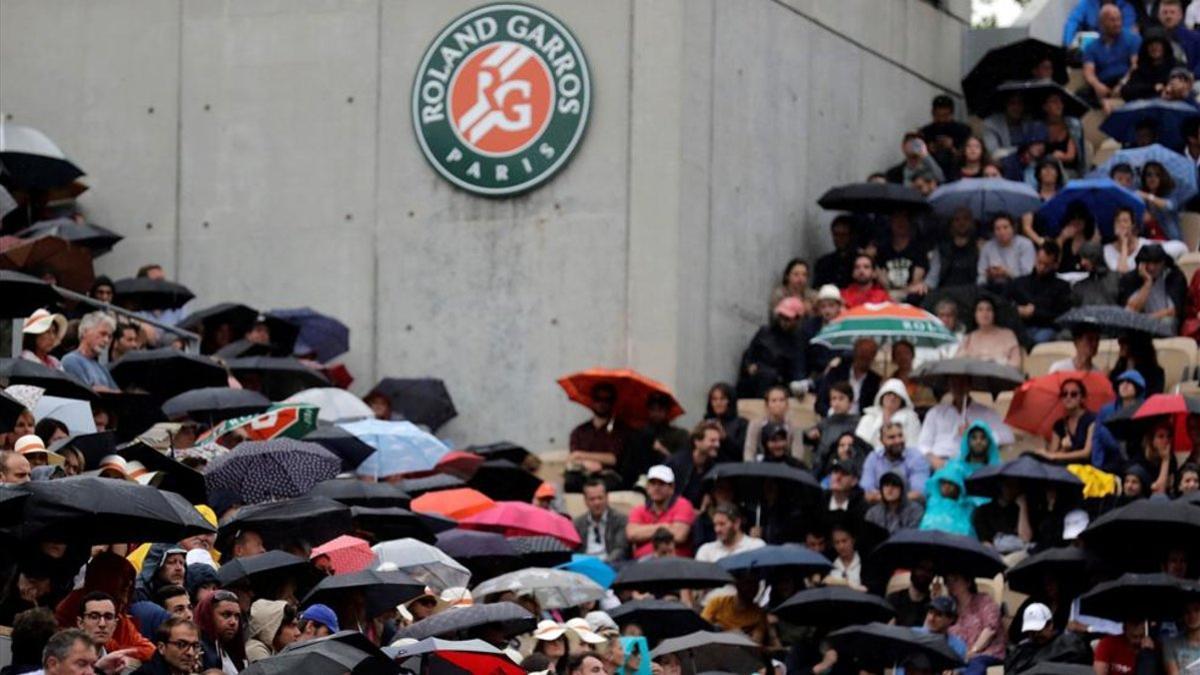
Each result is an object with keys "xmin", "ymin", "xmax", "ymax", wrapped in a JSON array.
[
  {"xmin": 434, "ymin": 451, "xmax": 485, "ymax": 480},
  {"xmin": 1130, "ymin": 393, "xmax": 1200, "ymax": 452},
  {"xmin": 411, "ymin": 488, "xmax": 495, "ymax": 520},
  {"xmin": 557, "ymin": 368, "xmax": 683, "ymax": 428},
  {"xmin": 459, "ymin": 501, "xmax": 582, "ymax": 548},
  {"xmin": 1005, "ymin": 371, "xmax": 1114, "ymax": 439},
  {"xmin": 311, "ymin": 534, "xmax": 374, "ymax": 574},
  {"xmin": 431, "ymin": 650, "xmax": 526, "ymax": 674}
]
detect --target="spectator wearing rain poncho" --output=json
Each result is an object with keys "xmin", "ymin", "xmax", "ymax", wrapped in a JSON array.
[
  {"xmin": 946, "ymin": 421, "xmax": 1003, "ymax": 490},
  {"xmin": 855, "ymin": 379, "xmax": 922, "ymax": 451},
  {"xmin": 919, "ymin": 465, "xmax": 978, "ymax": 537}
]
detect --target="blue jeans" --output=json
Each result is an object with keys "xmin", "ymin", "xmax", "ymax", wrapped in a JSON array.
[
  {"xmin": 963, "ymin": 654, "xmax": 1003, "ymax": 675},
  {"xmin": 1024, "ymin": 326, "xmax": 1057, "ymax": 345}
]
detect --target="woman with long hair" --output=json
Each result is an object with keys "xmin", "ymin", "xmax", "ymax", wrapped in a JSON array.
[
  {"xmin": 704, "ymin": 382, "xmax": 749, "ymax": 463},
  {"xmin": 19, "ymin": 309, "xmax": 67, "ymax": 370},
  {"xmin": 957, "ymin": 297, "xmax": 1021, "ymax": 368},
  {"xmin": 1138, "ymin": 160, "xmax": 1182, "ymax": 241},
  {"xmin": 946, "ymin": 571, "xmax": 1006, "ymax": 675},
  {"xmin": 1109, "ymin": 332, "xmax": 1164, "ymax": 396},
  {"xmin": 957, "ymin": 135, "xmax": 989, "ymax": 180},
  {"xmin": 1135, "ymin": 422, "xmax": 1179, "ymax": 495},
  {"xmin": 1020, "ymin": 159, "xmax": 1064, "ymax": 244},
  {"xmin": 1038, "ymin": 378, "xmax": 1095, "ymax": 465},
  {"xmin": 195, "ymin": 589, "xmax": 246, "ymax": 674},
  {"xmin": 769, "ymin": 258, "xmax": 814, "ymax": 314}
]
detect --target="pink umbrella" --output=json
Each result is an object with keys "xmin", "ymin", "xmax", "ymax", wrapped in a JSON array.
[
  {"xmin": 311, "ymin": 534, "xmax": 374, "ymax": 574},
  {"xmin": 459, "ymin": 501, "xmax": 582, "ymax": 548}
]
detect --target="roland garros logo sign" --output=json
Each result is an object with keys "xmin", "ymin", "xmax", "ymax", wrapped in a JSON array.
[{"xmin": 413, "ymin": 3, "xmax": 591, "ymax": 196}]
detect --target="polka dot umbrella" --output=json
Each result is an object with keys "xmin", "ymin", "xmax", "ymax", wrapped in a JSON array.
[{"xmin": 203, "ymin": 438, "xmax": 341, "ymax": 504}]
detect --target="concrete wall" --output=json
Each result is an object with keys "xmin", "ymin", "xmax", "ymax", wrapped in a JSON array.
[{"xmin": 0, "ymin": 0, "xmax": 965, "ymax": 452}]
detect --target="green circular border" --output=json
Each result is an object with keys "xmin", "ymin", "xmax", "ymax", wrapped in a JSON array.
[{"xmin": 411, "ymin": 3, "xmax": 592, "ymax": 197}]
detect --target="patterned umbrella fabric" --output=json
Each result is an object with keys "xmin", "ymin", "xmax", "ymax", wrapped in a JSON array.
[
  {"xmin": 198, "ymin": 403, "xmax": 320, "ymax": 444},
  {"xmin": 343, "ymin": 419, "xmax": 451, "ymax": 479},
  {"xmin": 204, "ymin": 438, "xmax": 341, "ymax": 504},
  {"xmin": 1089, "ymin": 143, "xmax": 1198, "ymax": 204},
  {"xmin": 928, "ymin": 177, "xmax": 1041, "ymax": 223},
  {"xmin": 1004, "ymin": 371, "xmax": 1114, "ymax": 439},
  {"xmin": 268, "ymin": 307, "xmax": 351, "ymax": 363},
  {"xmin": 557, "ymin": 368, "xmax": 683, "ymax": 428},
  {"xmin": 471, "ymin": 567, "xmax": 604, "ymax": 609},
  {"xmin": 371, "ymin": 538, "xmax": 472, "ymax": 590},
  {"xmin": 813, "ymin": 302, "xmax": 957, "ymax": 349},
  {"xmin": 458, "ymin": 501, "xmax": 581, "ymax": 547},
  {"xmin": 312, "ymin": 535, "xmax": 375, "ymax": 575},
  {"xmin": 1055, "ymin": 305, "xmax": 1174, "ymax": 337},
  {"xmin": 285, "ymin": 387, "xmax": 373, "ymax": 423}
]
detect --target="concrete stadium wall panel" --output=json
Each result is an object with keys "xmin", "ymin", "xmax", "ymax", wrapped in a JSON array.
[{"xmin": 0, "ymin": 0, "xmax": 181, "ymax": 279}]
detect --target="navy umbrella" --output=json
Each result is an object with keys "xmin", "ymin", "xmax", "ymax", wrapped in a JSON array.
[
  {"xmin": 112, "ymin": 277, "xmax": 195, "ymax": 311},
  {"xmin": 928, "ymin": 177, "xmax": 1041, "ymax": 224},
  {"xmin": 302, "ymin": 568, "xmax": 424, "ymax": 618},
  {"xmin": 1055, "ymin": 305, "xmax": 1174, "ymax": 338},
  {"xmin": 961, "ymin": 37, "xmax": 1068, "ymax": 115},
  {"xmin": 0, "ymin": 270, "xmax": 60, "ymax": 319},
  {"xmin": 1078, "ymin": 573, "xmax": 1200, "ymax": 620},
  {"xmin": 161, "ymin": 387, "xmax": 271, "ymax": 425},
  {"xmin": 608, "ymin": 599, "xmax": 713, "ymax": 644},
  {"xmin": 16, "ymin": 218, "xmax": 122, "ymax": 256},
  {"xmin": 773, "ymin": 587, "xmax": 896, "ymax": 628},
  {"xmin": 1101, "ymin": 99, "xmax": 1200, "ymax": 151},
  {"xmin": 268, "ymin": 307, "xmax": 350, "ymax": 363},
  {"xmin": 370, "ymin": 378, "xmax": 458, "ymax": 432},
  {"xmin": 0, "ymin": 358, "xmax": 94, "ymax": 400},
  {"xmin": 863, "ymin": 528, "xmax": 1005, "ymax": 587},
  {"xmin": 226, "ymin": 357, "xmax": 330, "ymax": 401},
  {"xmin": 110, "ymin": 349, "xmax": 227, "ymax": 400},
  {"xmin": 1079, "ymin": 498, "xmax": 1200, "ymax": 570},
  {"xmin": 395, "ymin": 601, "xmax": 535, "ymax": 641},
  {"xmin": 1037, "ymin": 178, "xmax": 1146, "ymax": 238},
  {"xmin": 204, "ymin": 439, "xmax": 341, "ymax": 505},
  {"xmin": 309, "ymin": 478, "xmax": 411, "ymax": 508},
  {"xmin": 467, "ymin": 459, "xmax": 542, "ymax": 502},
  {"xmin": 718, "ymin": 544, "xmax": 833, "ymax": 578},
  {"xmin": 401, "ymin": 473, "xmax": 466, "ymax": 496},
  {"xmin": 828, "ymin": 623, "xmax": 965, "ymax": 672},
  {"xmin": 1005, "ymin": 546, "xmax": 1094, "ymax": 596},
  {"xmin": 302, "ymin": 426, "xmax": 376, "ymax": 472},
  {"xmin": 1089, "ymin": 143, "xmax": 1198, "ymax": 204},
  {"xmin": 963, "ymin": 454, "xmax": 1084, "ymax": 499},
  {"xmin": 217, "ymin": 496, "xmax": 353, "ymax": 552},
  {"xmin": 612, "ymin": 557, "xmax": 733, "ymax": 595},
  {"xmin": 817, "ymin": 182, "xmax": 929, "ymax": 214}
]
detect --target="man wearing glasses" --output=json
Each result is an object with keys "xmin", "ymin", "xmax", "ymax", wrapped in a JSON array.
[
  {"xmin": 572, "ymin": 477, "xmax": 628, "ymax": 562},
  {"xmin": 134, "ymin": 617, "xmax": 201, "ymax": 675},
  {"xmin": 77, "ymin": 592, "xmax": 120, "ymax": 657}
]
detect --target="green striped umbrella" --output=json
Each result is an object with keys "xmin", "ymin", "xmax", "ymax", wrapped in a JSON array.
[{"xmin": 813, "ymin": 302, "xmax": 956, "ymax": 348}]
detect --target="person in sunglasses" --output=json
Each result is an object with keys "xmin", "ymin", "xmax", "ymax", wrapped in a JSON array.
[{"xmin": 1036, "ymin": 378, "xmax": 1095, "ymax": 465}]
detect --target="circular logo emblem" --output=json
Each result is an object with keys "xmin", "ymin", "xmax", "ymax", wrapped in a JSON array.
[{"xmin": 413, "ymin": 3, "xmax": 591, "ymax": 196}]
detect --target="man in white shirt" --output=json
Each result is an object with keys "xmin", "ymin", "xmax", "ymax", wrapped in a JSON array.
[
  {"xmin": 695, "ymin": 504, "xmax": 764, "ymax": 563},
  {"xmin": 917, "ymin": 376, "xmax": 1013, "ymax": 469},
  {"xmin": 1048, "ymin": 328, "xmax": 1101, "ymax": 374}
]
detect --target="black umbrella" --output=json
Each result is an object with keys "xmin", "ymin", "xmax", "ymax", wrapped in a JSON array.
[
  {"xmin": 863, "ymin": 528, "xmax": 1005, "ymax": 587},
  {"xmin": 50, "ymin": 431, "xmax": 117, "ymax": 470},
  {"xmin": 395, "ymin": 601, "xmax": 535, "ymax": 641},
  {"xmin": 309, "ymin": 478, "xmax": 411, "ymax": 508},
  {"xmin": 817, "ymin": 183, "xmax": 929, "ymax": 214},
  {"xmin": 217, "ymin": 550, "xmax": 311, "ymax": 590},
  {"xmin": 0, "ymin": 487, "xmax": 31, "ymax": 528},
  {"xmin": 250, "ymin": 632, "xmax": 396, "ymax": 675},
  {"xmin": 370, "ymin": 378, "xmax": 457, "ymax": 432},
  {"xmin": 611, "ymin": 557, "xmax": 733, "ymax": 595},
  {"xmin": 20, "ymin": 476, "xmax": 214, "ymax": 544},
  {"xmin": 962, "ymin": 37, "xmax": 1068, "ymax": 115},
  {"xmin": 226, "ymin": 357, "xmax": 330, "ymax": 400},
  {"xmin": 302, "ymin": 568, "xmax": 423, "ymax": 617},
  {"xmin": 1077, "ymin": 572, "xmax": 1200, "ymax": 620},
  {"xmin": 1005, "ymin": 546, "xmax": 1094, "ymax": 596},
  {"xmin": 96, "ymin": 391, "xmax": 166, "ymax": 443},
  {"xmin": 214, "ymin": 339, "xmax": 284, "ymax": 359},
  {"xmin": 608, "ymin": 599, "xmax": 714, "ymax": 644},
  {"xmin": 0, "ymin": 389, "xmax": 23, "ymax": 432},
  {"xmin": 401, "ymin": 473, "xmax": 466, "ymax": 496},
  {"xmin": 510, "ymin": 535, "xmax": 573, "ymax": 567},
  {"xmin": 160, "ymin": 387, "xmax": 271, "ymax": 425},
  {"xmin": 303, "ymin": 426, "xmax": 376, "ymax": 471},
  {"xmin": 1079, "ymin": 498, "xmax": 1200, "ymax": 570},
  {"xmin": 0, "ymin": 270, "xmax": 60, "ymax": 319},
  {"xmin": 717, "ymin": 544, "xmax": 833, "ymax": 578},
  {"xmin": 773, "ymin": 587, "xmax": 896, "ymax": 628},
  {"xmin": 1016, "ymin": 664, "xmax": 1097, "ymax": 675},
  {"xmin": 649, "ymin": 630, "xmax": 762, "ymax": 674},
  {"xmin": 179, "ymin": 302, "xmax": 259, "ymax": 336},
  {"xmin": 1055, "ymin": 306, "xmax": 1174, "ymax": 338},
  {"xmin": 828, "ymin": 622, "xmax": 966, "ymax": 672},
  {"xmin": 467, "ymin": 441, "xmax": 534, "ymax": 467},
  {"xmin": 117, "ymin": 442, "xmax": 208, "ymax": 505},
  {"xmin": 16, "ymin": 218, "xmax": 122, "ymax": 256},
  {"xmin": 349, "ymin": 506, "xmax": 440, "ymax": 543},
  {"xmin": 913, "ymin": 358, "xmax": 1024, "ymax": 395},
  {"xmin": 0, "ymin": 358, "xmax": 94, "ymax": 400},
  {"xmin": 112, "ymin": 277, "xmax": 194, "ymax": 311},
  {"xmin": 989, "ymin": 80, "xmax": 1089, "ymax": 118},
  {"xmin": 0, "ymin": 124, "xmax": 85, "ymax": 189},
  {"xmin": 217, "ymin": 496, "xmax": 353, "ymax": 552},
  {"xmin": 435, "ymin": 529, "xmax": 519, "ymax": 583},
  {"xmin": 109, "ymin": 349, "xmax": 227, "ymax": 399},
  {"xmin": 205, "ymin": 439, "xmax": 341, "ymax": 505},
  {"xmin": 699, "ymin": 462, "xmax": 822, "ymax": 501},
  {"xmin": 964, "ymin": 454, "xmax": 1084, "ymax": 499},
  {"xmin": 467, "ymin": 459, "xmax": 543, "ymax": 502}
]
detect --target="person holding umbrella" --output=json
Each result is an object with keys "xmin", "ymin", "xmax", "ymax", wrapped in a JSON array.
[
  {"xmin": 1036, "ymin": 378, "xmax": 1097, "ymax": 465},
  {"xmin": 1120, "ymin": 243, "xmax": 1187, "ymax": 333},
  {"xmin": 1094, "ymin": 618, "xmax": 1159, "ymax": 675},
  {"xmin": 567, "ymin": 382, "xmax": 629, "ymax": 491},
  {"xmin": 919, "ymin": 376, "xmax": 1012, "ymax": 470}
]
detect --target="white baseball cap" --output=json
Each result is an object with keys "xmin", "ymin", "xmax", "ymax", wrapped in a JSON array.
[
  {"xmin": 1021, "ymin": 602, "xmax": 1053, "ymax": 633},
  {"xmin": 647, "ymin": 465, "xmax": 675, "ymax": 484},
  {"xmin": 816, "ymin": 284, "xmax": 844, "ymax": 303},
  {"xmin": 1062, "ymin": 509, "xmax": 1089, "ymax": 541}
]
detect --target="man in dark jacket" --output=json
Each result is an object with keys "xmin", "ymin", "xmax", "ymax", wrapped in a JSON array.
[
  {"xmin": 1008, "ymin": 240, "xmax": 1071, "ymax": 345},
  {"xmin": 815, "ymin": 337, "xmax": 881, "ymax": 418},
  {"xmin": 737, "ymin": 298, "xmax": 807, "ymax": 399},
  {"xmin": 135, "ymin": 617, "xmax": 201, "ymax": 675},
  {"xmin": 572, "ymin": 478, "xmax": 629, "ymax": 562},
  {"xmin": 813, "ymin": 216, "xmax": 857, "ymax": 289},
  {"xmin": 1072, "ymin": 241, "xmax": 1120, "ymax": 307},
  {"xmin": 1005, "ymin": 603, "xmax": 1093, "ymax": 674},
  {"xmin": 1119, "ymin": 243, "xmax": 1188, "ymax": 333}
]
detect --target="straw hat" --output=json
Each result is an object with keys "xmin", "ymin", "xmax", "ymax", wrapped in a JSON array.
[{"xmin": 23, "ymin": 309, "xmax": 67, "ymax": 338}]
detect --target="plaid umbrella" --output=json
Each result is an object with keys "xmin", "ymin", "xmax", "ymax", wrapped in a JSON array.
[
  {"xmin": 813, "ymin": 302, "xmax": 957, "ymax": 349},
  {"xmin": 204, "ymin": 439, "xmax": 341, "ymax": 504}
]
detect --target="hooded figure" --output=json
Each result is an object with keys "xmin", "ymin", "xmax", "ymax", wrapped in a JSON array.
[
  {"xmin": 245, "ymin": 598, "xmax": 289, "ymax": 662},
  {"xmin": 864, "ymin": 471, "xmax": 925, "ymax": 534},
  {"xmin": 186, "ymin": 563, "xmax": 220, "ymax": 603},
  {"xmin": 135, "ymin": 543, "xmax": 187, "ymax": 603},
  {"xmin": 948, "ymin": 420, "xmax": 1002, "ymax": 510},
  {"xmin": 128, "ymin": 601, "xmax": 171, "ymax": 641},
  {"xmin": 919, "ymin": 465, "xmax": 978, "ymax": 537},
  {"xmin": 855, "ymin": 379, "xmax": 922, "ymax": 450},
  {"xmin": 1094, "ymin": 370, "xmax": 1144, "ymax": 474},
  {"xmin": 1121, "ymin": 29, "xmax": 1178, "ymax": 101},
  {"xmin": 54, "ymin": 552, "xmax": 156, "ymax": 662}
]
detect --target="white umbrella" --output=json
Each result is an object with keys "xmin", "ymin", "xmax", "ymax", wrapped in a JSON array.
[
  {"xmin": 471, "ymin": 567, "xmax": 605, "ymax": 610},
  {"xmin": 0, "ymin": 122, "xmax": 84, "ymax": 189},
  {"xmin": 371, "ymin": 537, "xmax": 471, "ymax": 591},
  {"xmin": 33, "ymin": 395, "xmax": 95, "ymax": 434},
  {"xmin": 285, "ymin": 387, "xmax": 373, "ymax": 423}
]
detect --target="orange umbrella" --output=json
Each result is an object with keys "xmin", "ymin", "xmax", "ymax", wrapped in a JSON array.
[
  {"xmin": 1005, "ymin": 371, "xmax": 1115, "ymax": 439},
  {"xmin": 411, "ymin": 487, "xmax": 495, "ymax": 520},
  {"xmin": 557, "ymin": 368, "xmax": 683, "ymax": 428},
  {"xmin": 0, "ymin": 234, "xmax": 94, "ymax": 292}
]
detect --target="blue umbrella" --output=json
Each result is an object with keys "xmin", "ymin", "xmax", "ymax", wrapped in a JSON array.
[
  {"xmin": 555, "ymin": 554, "xmax": 616, "ymax": 589},
  {"xmin": 717, "ymin": 544, "xmax": 833, "ymax": 577},
  {"xmin": 341, "ymin": 419, "xmax": 451, "ymax": 478},
  {"xmin": 1088, "ymin": 143, "xmax": 1198, "ymax": 204},
  {"xmin": 268, "ymin": 307, "xmax": 350, "ymax": 363},
  {"xmin": 928, "ymin": 178, "xmax": 1042, "ymax": 222},
  {"xmin": 1100, "ymin": 99, "xmax": 1200, "ymax": 151},
  {"xmin": 1036, "ymin": 177, "xmax": 1145, "ymax": 238}
]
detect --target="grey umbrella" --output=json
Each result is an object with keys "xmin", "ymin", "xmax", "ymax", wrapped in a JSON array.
[
  {"xmin": 471, "ymin": 567, "xmax": 604, "ymax": 609},
  {"xmin": 914, "ymin": 357, "xmax": 1025, "ymax": 395},
  {"xmin": 649, "ymin": 631, "xmax": 762, "ymax": 674},
  {"xmin": 395, "ymin": 601, "xmax": 535, "ymax": 641},
  {"xmin": 1055, "ymin": 306, "xmax": 1174, "ymax": 337}
]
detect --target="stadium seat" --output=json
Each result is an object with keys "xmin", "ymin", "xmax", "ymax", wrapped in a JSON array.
[
  {"xmin": 1091, "ymin": 138, "xmax": 1121, "ymax": 168},
  {"xmin": 607, "ymin": 490, "xmax": 643, "ymax": 516},
  {"xmin": 1082, "ymin": 109, "xmax": 1109, "ymax": 147},
  {"xmin": 738, "ymin": 399, "xmax": 766, "ymax": 424},
  {"xmin": 1067, "ymin": 67, "xmax": 1085, "ymax": 92},
  {"xmin": 1155, "ymin": 337, "xmax": 1199, "ymax": 391},
  {"xmin": 789, "ymin": 397, "xmax": 819, "ymax": 430},
  {"xmin": 1182, "ymin": 212, "xmax": 1200, "ymax": 252},
  {"xmin": 1024, "ymin": 341, "xmax": 1075, "ymax": 378},
  {"xmin": 562, "ymin": 492, "xmax": 586, "ymax": 518},
  {"xmin": 537, "ymin": 449, "xmax": 570, "ymax": 486},
  {"xmin": 1179, "ymin": 252, "xmax": 1200, "ymax": 282}
]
